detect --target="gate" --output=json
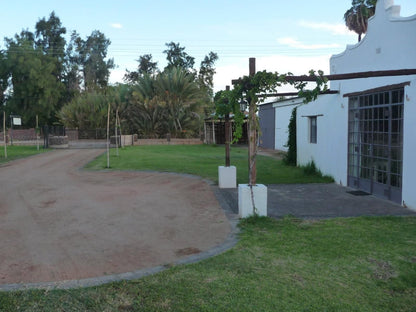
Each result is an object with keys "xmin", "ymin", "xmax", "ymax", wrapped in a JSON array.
[
  {"xmin": 42, "ymin": 125, "xmax": 65, "ymax": 148},
  {"xmin": 347, "ymin": 87, "xmax": 404, "ymax": 203}
]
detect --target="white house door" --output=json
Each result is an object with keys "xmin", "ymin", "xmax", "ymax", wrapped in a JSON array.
[{"xmin": 347, "ymin": 88, "xmax": 404, "ymax": 204}]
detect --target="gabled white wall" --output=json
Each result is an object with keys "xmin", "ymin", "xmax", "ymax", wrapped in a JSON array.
[
  {"xmin": 331, "ymin": 0, "xmax": 416, "ymax": 76},
  {"xmin": 295, "ymin": 0, "xmax": 416, "ymax": 209}
]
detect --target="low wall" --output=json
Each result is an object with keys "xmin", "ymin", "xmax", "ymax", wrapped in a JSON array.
[
  {"xmin": 134, "ymin": 138, "xmax": 203, "ymax": 145},
  {"xmin": 49, "ymin": 136, "xmax": 69, "ymax": 149},
  {"xmin": 0, "ymin": 129, "xmax": 37, "ymax": 141}
]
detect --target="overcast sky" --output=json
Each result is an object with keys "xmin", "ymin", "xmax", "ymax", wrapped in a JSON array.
[{"xmin": 1, "ymin": 0, "xmax": 415, "ymax": 92}]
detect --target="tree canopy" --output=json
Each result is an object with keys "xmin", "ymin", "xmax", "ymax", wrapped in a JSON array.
[
  {"xmin": 1, "ymin": 12, "xmax": 217, "ymax": 138},
  {"xmin": 1, "ymin": 12, "xmax": 114, "ymax": 126},
  {"xmin": 344, "ymin": 0, "xmax": 377, "ymax": 42}
]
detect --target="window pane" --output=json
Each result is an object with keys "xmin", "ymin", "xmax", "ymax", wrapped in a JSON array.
[{"xmin": 309, "ymin": 116, "xmax": 317, "ymax": 144}]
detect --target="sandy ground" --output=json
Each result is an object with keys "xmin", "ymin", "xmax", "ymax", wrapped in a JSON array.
[{"xmin": 0, "ymin": 149, "xmax": 231, "ymax": 285}]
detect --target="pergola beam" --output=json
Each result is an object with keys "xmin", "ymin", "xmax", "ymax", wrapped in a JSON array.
[
  {"xmin": 232, "ymin": 69, "xmax": 416, "ymax": 86},
  {"xmin": 258, "ymin": 90, "xmax": 339, "ymax": 98},
  {"xmin": 285, "ymin": 69, "xmax": 416, "ymax": 82}
]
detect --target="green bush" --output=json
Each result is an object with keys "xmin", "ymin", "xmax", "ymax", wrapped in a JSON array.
[{"xmin": 283, "ymin": 106, "xmax": 297, "ymax": 166}]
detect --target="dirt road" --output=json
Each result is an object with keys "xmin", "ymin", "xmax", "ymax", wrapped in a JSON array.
[{"xmin": 0, "ymin": 149, "xmax": 230, "ymax": 285}]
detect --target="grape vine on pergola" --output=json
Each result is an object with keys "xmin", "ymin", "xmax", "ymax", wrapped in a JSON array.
[{"xmin": 230, "ymin": 57, "xmax": 416, "ymax": 187}]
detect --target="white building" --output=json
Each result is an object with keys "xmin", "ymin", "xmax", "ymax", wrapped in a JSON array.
[{"xmin": 271, "ymin": 0, "xmax": 416, "ymax": 209}]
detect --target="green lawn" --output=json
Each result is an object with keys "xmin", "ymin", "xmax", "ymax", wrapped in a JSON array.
[
  {"xmin": 85, "ymin": 145, "xmax": 333, "ymax": 184},
  {"xmin": 0, "ymin": 145, "xmax": 47, "ymax": 165},
  {"xmin": 1, "ymin": 216, "xmax": 415, "ymax": 311}
]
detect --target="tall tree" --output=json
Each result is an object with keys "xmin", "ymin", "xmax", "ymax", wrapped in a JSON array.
[
  {"xmin": 124, "ymin": 54, "xmax": 158, "ymax": 83},
  {"xmin": 61, "ymin": 31, "xmax": 82, "ymax": 103},
  {"xmin": 344, "ymin": 0, "xmax": 377, "ymax": 42},
  {"xmin": 198, "ymin": 51, "xmax": 219, "ymax": 99},
  {"xmin": 35, "ymin": 11, "xmax": 66, "ymax": 64},
  {"xmin": 163, "ymin": 42, "xmax": 195, "ymax": 72},
  {"xmin": 5, "ymin": 31, "xmax": 63, "ymax": 125},
  {"xmin": 75, "ymin": 30, "xmax": 115, "ymax": 91},
  {"xmin": 0, "ymin": 50, "xmax": 10, "ymax": 106},
  {"xmin": 35, "ymin": 11, "xmax": 67, "ymax": 111}
]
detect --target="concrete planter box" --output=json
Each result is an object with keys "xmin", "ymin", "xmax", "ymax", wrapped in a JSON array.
[
  {"xmin": 218, "ymin": 166, "xmax": 237, "ymax": 189},
  {"xmin": 238, "ymin": 184, "xmax": 267, "ymax": 218}
]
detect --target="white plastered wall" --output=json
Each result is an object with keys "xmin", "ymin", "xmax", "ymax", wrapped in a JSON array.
[
  {"xmin": 296, "ymin": 94, "xmax": 347, "ymax": 185},
  {"xmin": 295, "ymin": 0, "xmax": 416, "ymax": 209},
  {"xmin": 402, "ymin": 80, "xmax": 416, "ymax": 209},
  {"xmin": 273, "ymin": 99, "xmax": 302, "ymax": 151}
]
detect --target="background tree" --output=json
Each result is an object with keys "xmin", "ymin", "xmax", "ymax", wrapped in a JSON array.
[
  {"xmin": 5, "ymin": 31, "xmax": 64, "ymax": 125},
  {"xmin": 75, "ymin": 30, "xmax": 115, "ymax": 91},
  {"xmin": 163, "ymin": 42, "xmax": 195, "ymax": 73},
  {"xmin": 124, "ymin": 54, "xmax": 158, "ymax": 83},
  {"xmin": 61, "ymin": 31, "xmax": 82, "ymax": 103},
  {"xmin": 125, "ymin": 74, "xmax": 167, "ymax": 137},
  {"xmin": 155, "ymin": 67, "xmax": 201, "ymax": 136},
  {"xmin": 0, "ymin": 50, "xmax": 9, "ymax": 106},
  {"xmin": 35, "ymin": 11, "xmax": 68, "ymax": 114},
  {"xmin": 344, "ymin": 0, "xmax": 377, "ymax": 42},
  {"xmin": 58, "ymin": 91, "xmax": 109, "ymax": 129},
  {"xmin": 198, "ymin": 51, "xmax": 219, "ymax": 100},
  {"xmin": 35, "ymin": 11, "xmax": 66, "ymax": 77},
  {"xmin": 123, "ymin": 43, "xmax": 219, "ymax": 138}
]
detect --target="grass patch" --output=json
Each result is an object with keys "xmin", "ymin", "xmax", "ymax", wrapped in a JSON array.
[
  {"xmin": 1, "ymin": 216, "xmax": 415, "ymax": 311},
  {"xmin": 0, "ymin": 145, "xmax": 48, "ymax": 165},
  {"xmin": 85, "ymin": 145, "xmax": 333, "ymax": 184},
  {"xmin": 301, "ymin": 160, "xmax": 334, "ymax": 181}
]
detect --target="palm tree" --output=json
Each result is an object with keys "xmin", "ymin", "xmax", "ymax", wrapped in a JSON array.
[
  {"xmin": 127, "ymin": 74, "xmax": 167, "ymax": 138},
  {"xmin": 155, "ymin": 67, "xmax": 201, "ymax": 135},
  {"xmin": 344, "ymin": 0, "xmax": 377, "ymax": 42}
]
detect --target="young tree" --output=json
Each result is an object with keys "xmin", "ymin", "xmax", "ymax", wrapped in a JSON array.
[{"xmin": 344, "ymin": 0, "xmax": 377, "ymax": 42}]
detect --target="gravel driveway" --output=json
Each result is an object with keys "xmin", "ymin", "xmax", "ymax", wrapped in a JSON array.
[{"xmin": 0, "ymin": 149, "xmax": 231, "ymax": 287}]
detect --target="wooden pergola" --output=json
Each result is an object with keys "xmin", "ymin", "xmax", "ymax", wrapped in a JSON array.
[{"xmin": 232, "ymin": 57, "xmax": 416, "ymax": 186}]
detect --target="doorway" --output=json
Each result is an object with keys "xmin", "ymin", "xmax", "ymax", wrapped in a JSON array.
[{"xmin": 347, "ymin": 87, "xmax": 404, "ymax": 203}]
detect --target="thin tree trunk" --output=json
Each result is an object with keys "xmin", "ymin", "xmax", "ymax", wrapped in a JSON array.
[
  {"xmin": 248, "ymin": 57, "xmax": 256, "ymax": 186},
  {"xmin": 3, "ymin": 111, "xmax": 7, "ymax": 159},
  {"xmin": 106, "ymin": 102, "xmax": 110, "ymax": 168},
  {"xmin": 225, "ymin": 113, "xmax": 230, "ymax": 167},
  {"xmin": 115, "ymin": 108, "xmax": 119, "ymax": 157}
]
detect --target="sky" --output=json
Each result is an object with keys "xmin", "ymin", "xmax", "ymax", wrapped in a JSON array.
[{"xmin": 1, "ymin": 0, "xmax": 416, "ymax": 93}]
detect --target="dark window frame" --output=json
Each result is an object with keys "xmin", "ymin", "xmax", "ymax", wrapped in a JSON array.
[{"xmin": 309, "ymin": 116, "xmax": 317, "ymax": 144}]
